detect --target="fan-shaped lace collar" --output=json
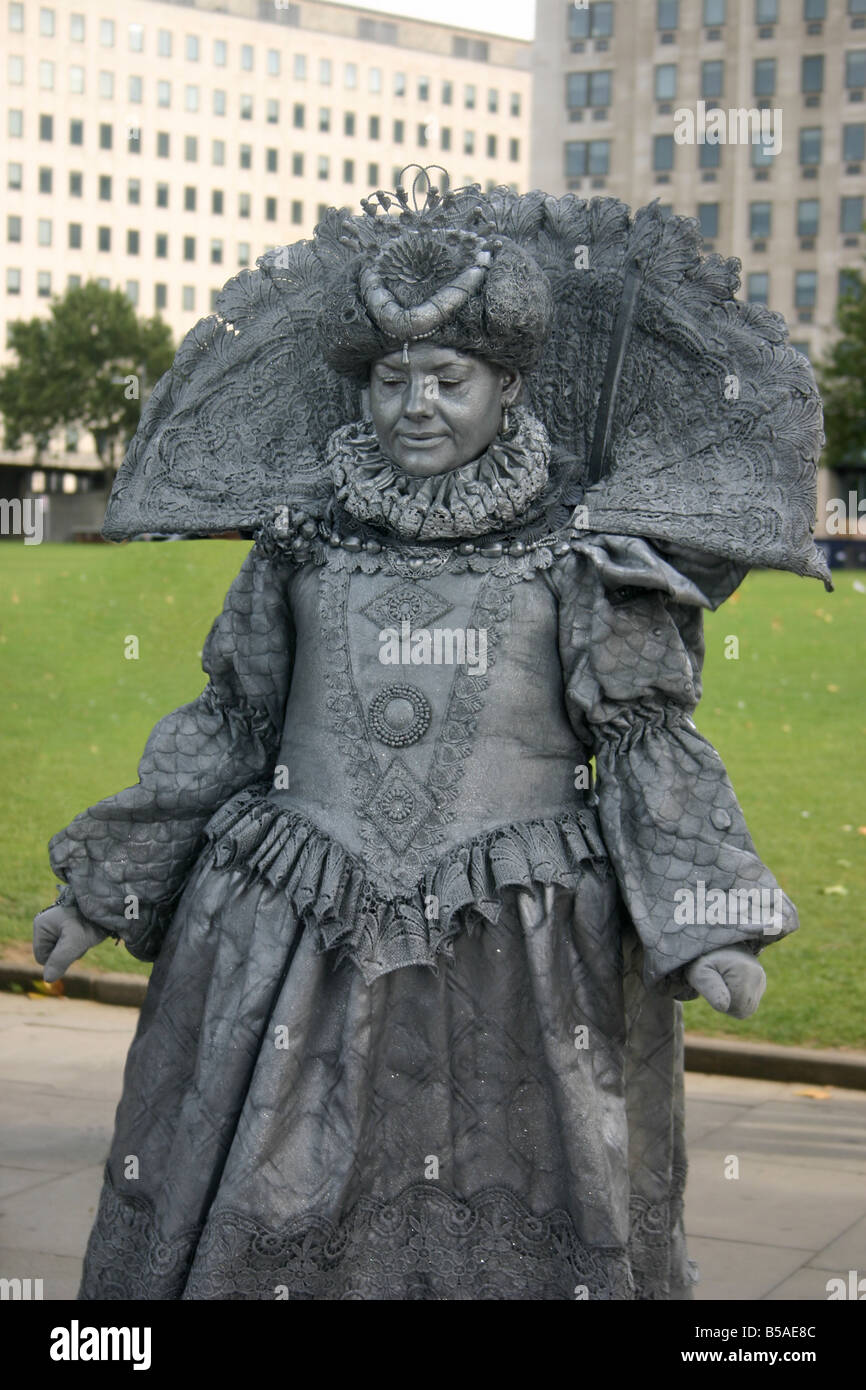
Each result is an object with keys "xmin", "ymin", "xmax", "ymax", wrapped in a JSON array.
[{"xmin": 327, "ymin": 406, "xmax": 551, "ymax": 540}]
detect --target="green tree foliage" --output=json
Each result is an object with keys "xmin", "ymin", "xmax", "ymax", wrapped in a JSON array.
[
  {"xmin": 0, "ymin": 281, "xmax": 174, "ymax": 466},
  {"xmin": 816, "ymin": 267, "xmax": 866, "ymax": 472}
]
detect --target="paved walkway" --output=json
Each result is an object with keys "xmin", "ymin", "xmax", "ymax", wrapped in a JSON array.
[{"xmin": 1, "ymin": 992, "xmax": 864, "ymax": 1301}]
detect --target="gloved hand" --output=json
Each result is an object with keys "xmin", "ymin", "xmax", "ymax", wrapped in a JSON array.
[
  {"xmin": 33, "ymin": 903, "xmax": 112, "ymax": 983},
  {"xmin": 685, "ymin": 944, "xmax": 767, "ymax": 1019}
]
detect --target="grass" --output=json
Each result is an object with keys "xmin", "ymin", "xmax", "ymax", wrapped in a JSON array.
[{"xmin": 1, "ymin": 542, "xmax": 864, "ymax": 1048}]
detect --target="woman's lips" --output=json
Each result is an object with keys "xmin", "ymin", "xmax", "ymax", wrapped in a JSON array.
[{"xmin": 398, "ymin": 433, "xmax": 446, "ymax": 447}]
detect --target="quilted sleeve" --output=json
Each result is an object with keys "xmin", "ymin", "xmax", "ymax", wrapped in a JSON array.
[
  {"xmin": 47, "ymin": 547, "xmax": 295, "ymax": 961},
  {"xmin": 554, "ymin": 533, "xmax": 797, "ymax": 998}
]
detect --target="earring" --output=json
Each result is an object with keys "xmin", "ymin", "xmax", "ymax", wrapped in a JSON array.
[{"xmin": 501, "ymin": 405, "xmax": 510, "ymax": 436}]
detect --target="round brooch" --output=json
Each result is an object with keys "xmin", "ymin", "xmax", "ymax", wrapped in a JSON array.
[{"xmin": 368, "ymin": 684, "xmax": 432, "ymax": 748}]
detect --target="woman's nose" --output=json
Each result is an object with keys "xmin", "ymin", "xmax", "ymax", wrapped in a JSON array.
[{"xmin": 403, "ymin": 374, "xmax": 434, "ymax": 418}]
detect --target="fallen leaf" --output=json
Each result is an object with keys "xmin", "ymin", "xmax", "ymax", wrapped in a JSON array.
[
  {"xmin": 822, "ymin": 884, "xmax": 849, "ymax": 895},
  {"xmin": 794, "ymin": 1087, "xmax": 833, "ymax": 1100}
]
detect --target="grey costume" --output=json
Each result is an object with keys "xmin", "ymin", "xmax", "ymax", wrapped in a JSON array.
[{"xmin": 47, "ymin": 178, "xmax": 828, "ymax": 1300}]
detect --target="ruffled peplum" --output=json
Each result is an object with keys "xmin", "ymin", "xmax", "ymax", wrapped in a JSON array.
[{"xmin": 201, "ymin": 788, "xmax": 612, "ymax": 982}]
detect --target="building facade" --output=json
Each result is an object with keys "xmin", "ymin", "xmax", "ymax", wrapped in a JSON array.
[
  {"xmin": 531, "ymin": 0, "xmax": 866, "ymax": 546},
  {"xmin": 1, "ymin": 0, "xmax": 530, "ymax": 526}
]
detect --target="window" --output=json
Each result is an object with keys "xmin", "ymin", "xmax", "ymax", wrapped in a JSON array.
[
  {"xmin": 67, "ymin": 275, "xmax": 81, "ymax": 290},
  {"xmin": 157, "ymin": 80, "xmax": 171, "ymax": 107},
  {"xmin": 838, "ymin": 270, "xmax": 860, "ymax": 299},
  {"xmin": 565, "ymin": 140, "xmax": 611, "ymax": 176},
  {"xmin": 294, "ymin": 54, "xmax": 307, "ymax": 80},
  {"xmin": 393, "ymin": 119, "xmax": 404, "ymax": 143},
  {"xmin": 292, "ymin": 153, "xmax": 304, "ymax": 176},
  {"xmin": 841, "ymin": 195, "xmax": 864, "ymax": 232},
  {"xmin": 755, "ymin": 0, "xmax": 777, "ymax": 21},
  {"xmin": 100, "ymin": 18, "xmax": 114, "ymax": 46},
  {"xmin": 754, "ymin": 58, "xmax": 776, "ymax": 95},
  {"xmin": 155, "ymin": 233, "xmax": 168, "ymax": 258},
  {"xmin": 129, "ymin": 75, "xmax": 142, "ymax": 103},
  {"xmin": 567, "ymin": 72, "xmax": 611, "ymax": 107},
  {"xmin": 214, "ymin": 90, "xmax": 226, "ymax": 116},
  {"xmin": 184, "ymin": 186, "xmax": 196, "ymax": 211},
  {"xmin": 98, "ymin": 226, "xmax": 111, "ymax": 252},
  {"xmin": 40, "ymin": 60, "xmax": 55, "ymax": 89},
  {"xmin": 69, "ymin": 171, "xmax": 82, "ymax": 196},
  {"xmin": 240, "ymin": 94, "xmax": 253, "ymax": 120},
  {"xmin": 751, "ymin": 136, "xmax": 775, "ymax": 166},
  {"xmin": 846, "ymin": 51, "xmax": 866, "ymax": 87},
  {"xmin": 7, "ymin": 215, "xmax": 21, "ymax": 242},
  {"xmin": 293, "ymin": 104, "xmax": 305, "ymax": 129},
  {"xmin": 214, "ymin": 39, "xmax": 227, "ymax": 66},
  {"xmin": 750, "ymin": 201, "xmax": 771, "ymax": 236},
  {"xmin": 486, "ymin": 134, "xmax": 497, "ymax": 158},
  {"xmin": 127, "ymin": 229, "xmax": 139, "ymax": 254},
  {"xmin": 510, "ymin": 93, "xmax": 521, "ymax": 117},
  {"xmin": 183, "ymin": 286, "xmax": 195, "ymax": 312},
  {"xmin": 369, "ymin": 115, "xmax": 380, "ymax": 140},
  {"xmin": 442, "ymin": 128, "xmax": 452, "ymax": 151},
  {"xmin": 186, "ymin": 35, "xmax": 199, "ymax": 62},
  {"xmin": 319, "ymin": 107, "xmax": 331, "ymax": 132},
  {"xmin": 239, "ymin": 192, "xmax": 251, "ymax": 217},
  {"xmin": 369, "ymin": 67, "xmax": 382, "ymax": 94},
  {"xmin": 129, "ymin": 22, "xmax": 143, "ymax": 52},
  {"xmin": 9, "ymin": 2, "xmax": 24, "ymax": 30},
  {"xmin": 212, "ymin": 140, "xmax": 225, "ymax": 166},
  {"xmin": 417, "ymin": 77, "xmax": 430, "ymax": 102},
  {"xmin": 186, "ymin": 86, "xmax": 199, "ymax": 113},
  {"xmin": 9, "ymin": 111, "xmax": 24, "ymax": 138},
  {"xmin": 795, "ymin": 270, "xmax": 817, "ymax": 307},
  {"xmin": 157, "ymin": 132, "xmax": 170, "ymax": 158},
  {"xmin": 265, "ymin": 195, "xmax": 277, "ymax": 219},
  {"xmin": 703, "ymin": 0, "xmax": 725, "ymax": 21},
  {"xmin": 697, "ymin": 202, "xmax": 717, "ymax": 237},
  {"xmin": 7, "ymin": 162, "xmax": 22, "ymax": 189},
  {"xmin": 345, "ymin": 112, "xmax": 356, "ymax": 136},
  {"xmin": 185, "ymin": 136, "xmax": 198, "ymax": 162},
  {"xmin": 211, "ymin": 238, "xmax": 223, "ymax": 265},
  {"xmin": 655, "ymin": 64, "xmax": 677, "ymax": 100},
  {"xmin": 344, "ymin": 63, "xmax": 357, "ymax": 89},
  {"xmin": 657, "ymin": 0, "xmax": 679, "ymax": 30},
  {"xmin": 212, "ymin": 190, "xmax": 224, "ymax": 214},
  {"xmin": 241, "ymin": 44, "xmax": 253, "ymax": 71},
  {"xmin": 442, "ymin": 81, "xmax": 453, "ymax": 105},
  {"xmin": 155, "ymin": 284, "xmax": 167, "ymax": 310},
  {"xmin": 158, "ymin": 29, "xmax": 171, "ymax": 58},
  {"xmin": 126, "ymin": 281, "xmax": 139, "ymax": 306},
  {"xmin": 653, "ymin": 134, "xmax": 675, "ymax": 171},
  {"xmin": 509, "ymin": 138, "xmax": 520, "ymax": 162},
  {"xmin": 69, "ymin": 117, "xmax": 84, "ymax": 146},
  {"xmin": 802, "ymin": 55, "xmax": 824, "ymax": 92},
  {"xmin": 488, "ymin": 88, "xmax": 499, "ymax": 113},
  {"xmin": 368, "ymin": 162, "xmax": 379, "ymax": 184},
  {"xmin": 843, "ymin": 124, "xmax": 866, "ymax": 160},
  {"xmin": 128, "ymin": 178, "xmax": 140, "ymax": 205},
  {"xmin": 6, "ymin": 268, "xmax": 21, "ymax": 294},
  {"xmin": 37, "ymin": 271, "xmax": 51, "ymax": 298},
  {"xmin": 98, "ymin": 174, "xmax": 112, "ymax": 200},
  {"xmin": 266, "ymin": 148, "xmax": 278, "ymax": 173},
  {"xmin": 318, "ymin": 155, "xmax": 329, "ymax": 179},
  {"xmin": 699, "ymin": 140, "xmax": 721, "ymax": 169},
  {"xmin": 394, "ymin": 71, "xmax": 406, "ymax": 97},
  {"xmin": 240, "ymin": 145, "xmax": 252, "ymax": 170},
  {"xmin": 40, "ymin": 114, "xmax": 54, "ymax": 140},
  {"xmin": 40, "ymin": 8, "xmax": 55, "ymax": 37},
  {"xmin": 267, "ymin": 98, "xmax": 279, "ymax": 123},
  {"xmin": 8, "ymin": 55, "xmax": 23, "ymax": 84},
  {"xmin": 797, "ymin": 198, "xmax": 820, "ymax": 235},
  {"xmin": 319, "ymin": 58, "xmax": 331, "ymax": 85},
  {"xmin": 418, "ymin": 122, "xmax": 429, "ymax": 149},
  {"xmin": 68, "ymin": 223, "xmax": 82, "ymax": 249},
  {"xmin": 268, "ymin": 49, "xmax": 280, "ymax": 76},
  {"xmin": 465, "ymin": 84, "xmax": 476, "ymax": 109},
  {"xmin": 183, "ymin": 237, "xmax": 195, "ymax": 262},
  {"xmin": 464, "ymin": 131, "xmax": 475, "ymax": 155},
  {"xmin": 343, "ymin": 160, "xmax": 354, "ymax": 184},
  {"xmin": 799, "ymin": 127, "xmax": 822, "ymax": 164},
  {"xmin": 156, "ymin": 183, "xmax": 168, "ymax": 207},
  {"xmin": 568, "ymin": 1, "xmax": 614, "ymax": 37},
  {"xmin": 702, "ymin": 61, "xmax": 724, "ymax": 99},
  {"xmin": 238, "ymin": 244, "xmax": 250, "ymax": 266},
  {"xmin": 291, "ymin": 200, "xmax": 303, "ymax": 224},
  {"xmin": 747, "ymin": 272, "xmax": 769, "ymax": 303}
]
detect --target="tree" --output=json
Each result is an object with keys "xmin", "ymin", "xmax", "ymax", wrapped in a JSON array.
[
  {"xmin": 0, "ymin": 281, "xmax": 174, "ymax": 468},
  {"xmin": 816, "ymin": 266, "xmax": 866, "ymax": 473}
]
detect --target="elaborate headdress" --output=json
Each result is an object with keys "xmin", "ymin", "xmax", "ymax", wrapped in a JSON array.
[{"xmin": 103, "ymin": 166, "xmax": 829, "ymax": 584}]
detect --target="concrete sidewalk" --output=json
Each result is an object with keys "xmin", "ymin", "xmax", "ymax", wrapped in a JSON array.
[{"xmin": 0, "ymin": 991, "xmax": 864, "ymax": 1301}]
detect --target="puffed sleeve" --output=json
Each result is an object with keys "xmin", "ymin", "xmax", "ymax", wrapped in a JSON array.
[
  {"xmin": 47, "ymin": 546, "xmax": 295, "ymax": 961},
  {"xmin": 554, "ymin": 532, "xmax": 798, "ymax": 998}
]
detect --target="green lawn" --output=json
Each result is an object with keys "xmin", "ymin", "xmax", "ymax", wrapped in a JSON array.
[{"xmin": 1, "ymin": 542, "xmax": 863, "ymax": 1048}]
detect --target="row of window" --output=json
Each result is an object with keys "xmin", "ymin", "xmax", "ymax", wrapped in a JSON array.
[
  {"xmin": 564, "ymin": 130, "xmax": 866, "ymax": 173},
  {"xmin": 5, "ymin": 112, "xmax": 520, "ymax": 162},
  {"xmin": 4, "ymin": 269, "xmax": 234, "ymax": 313},
  {"xmin": 568, "ymin": 0, "xmax": 866, "ymax": 40},
  {"xmin": 7, "ymin": 223, "xmax": 282, "ymax": 254},
  {"xmin": 8, "ymin": 9, "xmax": 521, "ymax": 111},
  {"xmin": 567, "ymin": 53, "xmax": 866, "ymax": 106}
]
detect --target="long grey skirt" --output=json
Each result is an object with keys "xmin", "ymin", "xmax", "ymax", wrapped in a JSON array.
[{"xmin": 78, "ymin": 839, "xmax": 694, "ymax": 1300}]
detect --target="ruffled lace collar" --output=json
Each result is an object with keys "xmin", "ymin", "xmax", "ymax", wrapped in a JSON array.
[{"xmin": 327, "ymin": 406, "xmax": 551, "ymax": 540}]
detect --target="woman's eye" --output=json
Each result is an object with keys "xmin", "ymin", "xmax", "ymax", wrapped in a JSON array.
[{"xmin": 437, "ymin": 379, "xmax": 461, "ymax": 389}]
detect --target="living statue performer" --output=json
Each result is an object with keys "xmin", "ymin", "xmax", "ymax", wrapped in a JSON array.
[{"xmin": 34, "ymin": 170, "xmax": 830, "ymax": 1300}]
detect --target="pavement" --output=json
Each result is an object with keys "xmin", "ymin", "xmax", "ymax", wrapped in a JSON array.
[{"xmin": 0, "ymin": 991, "xmax": 864, "ymax": 1302}]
